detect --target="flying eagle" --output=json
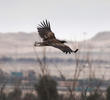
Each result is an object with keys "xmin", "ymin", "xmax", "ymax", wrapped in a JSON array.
[{"xmin": 34, "ymin": 20, "xmax": 78, "ymax": 54}]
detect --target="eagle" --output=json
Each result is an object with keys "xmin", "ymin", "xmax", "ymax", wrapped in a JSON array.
[{"xmin": 34, "ymin": 20, "xmax": 78, "ymax": 54}]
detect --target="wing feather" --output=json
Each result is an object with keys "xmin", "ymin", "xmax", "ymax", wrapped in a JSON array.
[{"xmin": 37, "ymin": 20, "xmax": 56, "ymax": 41}]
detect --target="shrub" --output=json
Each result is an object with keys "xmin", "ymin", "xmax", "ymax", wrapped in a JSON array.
[
  {"xmin": 106, "ymin": 86, "xmax": 110, "ymax": 100},
  {"xmin": 7, "ymin": 88, "xmax": 22, "ymax": 100},
  {"xmin": 23, "ymin": 93, "xmax": 37, "ymax": 100},
  {"xmin": 35, "ymin": 75, "xmax": 58, "ymax": 100}
]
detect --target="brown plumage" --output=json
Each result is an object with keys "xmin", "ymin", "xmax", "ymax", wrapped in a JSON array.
[{"xmin": 34, "ymin": 20, "xmax": 78, "ymax": 54}]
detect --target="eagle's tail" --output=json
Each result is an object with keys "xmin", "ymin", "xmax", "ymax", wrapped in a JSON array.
[{"xmin": 73, "ymin": 49, "xmax": 79, "ymax": 53}]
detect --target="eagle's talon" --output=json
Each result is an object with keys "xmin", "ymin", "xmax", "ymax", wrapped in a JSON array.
[{"xmin": 34, "ymin": 41, "xmax": 40, "ymax": 46}]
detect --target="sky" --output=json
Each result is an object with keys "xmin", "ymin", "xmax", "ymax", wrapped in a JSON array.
[{"xmin": 0, "ymin": 0, "xmax": 110, "ymax": 41}]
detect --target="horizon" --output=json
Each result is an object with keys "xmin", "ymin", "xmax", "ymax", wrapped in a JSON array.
[
  {"xmin": 0, "ymin": 30, "xmax": 110, "ymax": 41},
  {"xmin": 0, "ymin": 30, "xmax": 104, "ymax": 41}
]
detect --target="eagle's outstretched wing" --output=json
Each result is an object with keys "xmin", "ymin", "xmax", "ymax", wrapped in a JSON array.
[
  {"xmin": 51, "ymin": 43, "xmax": 76, "ymax": 54},
  {"xmin": 37, "ymin": 20, "xmax": 56, "ymax": 41},
  {"xmin": 36, "ymin": 20, "xmax": 79, "ymax": 54}
]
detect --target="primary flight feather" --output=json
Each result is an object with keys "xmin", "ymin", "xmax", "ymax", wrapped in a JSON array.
[{"xmin": 34, "ymin": 20, "xmax": 78, "ymax": 54}]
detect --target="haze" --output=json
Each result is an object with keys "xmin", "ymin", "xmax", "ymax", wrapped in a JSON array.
[{"xmin": 0, "ymin": 0, "xmax": 110, "ymax": 40}]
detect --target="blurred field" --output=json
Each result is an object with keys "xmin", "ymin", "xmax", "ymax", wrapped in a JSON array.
[{"xmin": 0, "ymin": 31, "xmax": 110, "ymax": 79}]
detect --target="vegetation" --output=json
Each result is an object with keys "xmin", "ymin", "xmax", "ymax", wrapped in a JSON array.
[
  {"xmin": 106, "ymin": 86, "xmax": 110, "ymax": 100},
  {"xmin": 35, "ymin": 75, "xmax": 58, "ymax": 100},
  {"xmin": 0, "ymin": 79, "xmax": 110, "ymax": 100}
]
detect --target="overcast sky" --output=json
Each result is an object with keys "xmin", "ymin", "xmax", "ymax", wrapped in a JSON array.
[{"xmin": 0, "ymin": 0, "xmax": 110, "ymax": 40}]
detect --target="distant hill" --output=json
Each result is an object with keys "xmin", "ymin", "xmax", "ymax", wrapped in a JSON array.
[
  {"xmin": 0, "ymin": 32, "xmax": 41, "ymax": 56},
  {"xmin": 91, "ymin": 31, "xmax": 110, "ymax": 41},
  {"xmin": 0, "ymin": 32, "xmax": 72, "ymax": 56},
  {"xmin": 0, "ymin": 31, "xmax": 110, "ymax": 57},
  {"xmin": 0, "ymin": 32, "xmax": 38, "ymax": 41}
]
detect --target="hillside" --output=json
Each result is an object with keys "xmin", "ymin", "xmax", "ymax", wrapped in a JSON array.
[
  {"xmin": 0, "ymin": 32, "xmax": 42, "ymax": 56},
  {"xmin": 0, "ymin": 32, "xmax": 77, "ymax": 57},
  {"xmin": 91, "ymin": 31, "xmax": 110, "ymax": 41},
  {"xmin": 0, "ymin": 31, "xmax": 109, "ymax": 57}
]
